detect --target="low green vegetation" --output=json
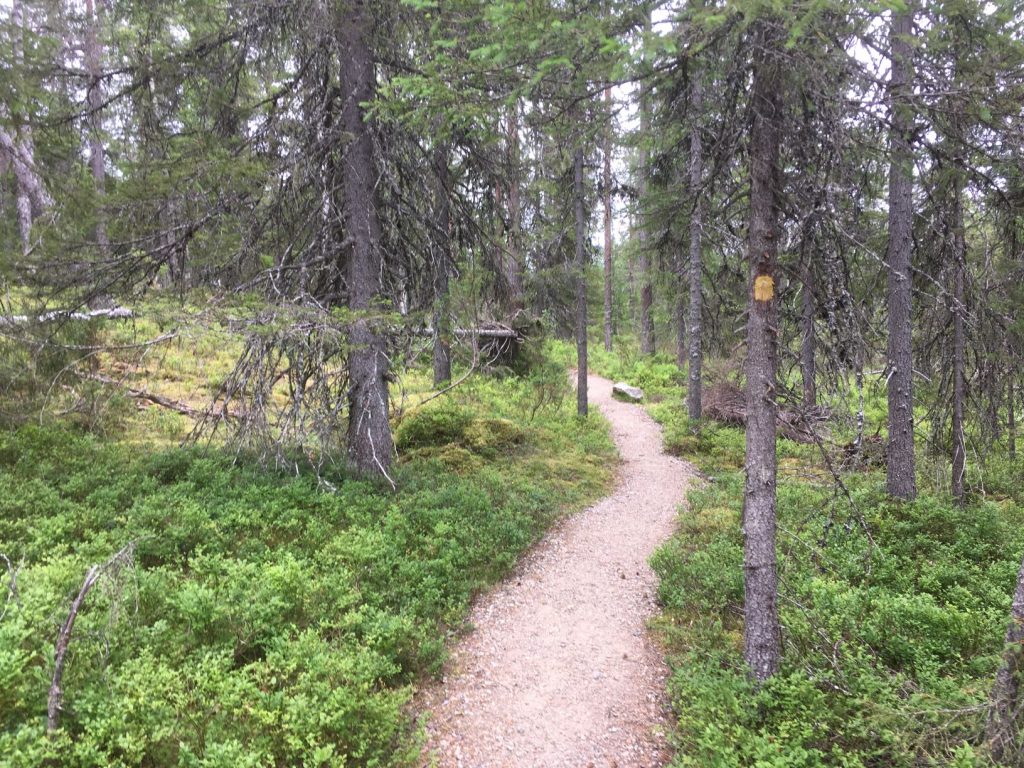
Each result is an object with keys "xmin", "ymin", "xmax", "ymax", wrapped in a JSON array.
[
  {"xmin": 591, "ymin": 342, "xmax": 1024, "ymax": 766},
  {"xmin": 0, "ymin": 340, "xmax": 615, "ymax": 767}
]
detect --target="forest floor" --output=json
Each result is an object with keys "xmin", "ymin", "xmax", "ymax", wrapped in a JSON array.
[{"xmin": 418, "ymin": 373, "xmax": 697, "ymax": 768}]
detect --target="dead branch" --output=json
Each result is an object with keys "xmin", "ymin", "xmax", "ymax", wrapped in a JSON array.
[
  {"xmin": 703, "ymin": 381, "xmax": 829, "ymax": 443},
  {"xmin": 47, "ymin": 542, "xmax": 136, "ymax": 734},
  {"xmin": 83, "ymin": 373, "xmax": 204, "ymax": 419},
  {"xmin": 0, "ymin": 553, "xmax": 22, "ymax": 622}
]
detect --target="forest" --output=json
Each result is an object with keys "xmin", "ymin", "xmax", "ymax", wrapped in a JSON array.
[{"xmin": 1, "ymin": 0, "xmax": 1023, "ymax": 765}]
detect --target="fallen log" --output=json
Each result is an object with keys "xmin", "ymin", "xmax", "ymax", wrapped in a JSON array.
[
  {"xmin": 417, "ymin": 322, "xmax": 523, "ymax": 366},
  {"xmin": 84, "ymin": 373, "xmax": 203, "ymax": 419},
  {"xmin": 0, "ymin": 306, "xmax": 133, "ymax": 328}
]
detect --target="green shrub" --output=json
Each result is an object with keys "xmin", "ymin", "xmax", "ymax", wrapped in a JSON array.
[{"xmin": 0, "ymin": 358, "xmax": 615, "ymax": 767}]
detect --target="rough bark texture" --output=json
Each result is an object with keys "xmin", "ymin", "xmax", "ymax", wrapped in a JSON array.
[
  {"xmin": 0, "ymin": 129, "xmax": 51, "ymax": 214},
  {"xmin": 8, "ymin": 0, "xmax": 47, "ymax": 255},
  {"xmin": 951, "ymin": 182, "xmax": 966, "ymax": 505},
  {"xmin": 603, "ymin": 86, "xmax": 614, "ymax": 353},
  {"xmin": 339, "ymin": 0, "xmax": 394, "ymax": 477},
  {"xmin": 686, "ymin": 72, "xmax": 704, "ymax": 422},
  {"xmin": 432, "ymin": 144, "xmax": 452, "ymax": 387},
  {"xmin": 800, "ymin": 251, "xmax": 816, "ymax": 409},
  {"xmin": 987, "ymin": 552, "xmax": 1024, "ymax": 762},
  {"xmin": 575, "ymin": 147, "xmax": 588, "ymax": 417},
  {"xmin": 85, "ymin": 0, "xmax": 109, "ymax": 256},
  {"xmin": 885, "ymin": 7, "xmax": 918, "ymax": 500},
  {"xmin": 743, "ymin": 18, "xmax": 783, "ymax": 685}
]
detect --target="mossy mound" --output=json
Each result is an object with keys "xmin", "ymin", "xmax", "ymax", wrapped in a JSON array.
[{"xmin": 396, "ymin": 406, "xmax": 526, "ymax": 461}]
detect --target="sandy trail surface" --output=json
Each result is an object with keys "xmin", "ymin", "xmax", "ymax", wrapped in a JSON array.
[{"xmin": 418, "ymin": 374, "xmax": 698, "ymax": 768}]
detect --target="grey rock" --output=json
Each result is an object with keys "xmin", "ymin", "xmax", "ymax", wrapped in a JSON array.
[{"xmin": 612, "ymin": 382, "xmax": 644, "ymax": 402}]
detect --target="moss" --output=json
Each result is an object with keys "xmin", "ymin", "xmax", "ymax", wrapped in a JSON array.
[
  {"xmin": 462, "ymin": 418, "xmax": 526, "ymax": 457},
  {"xmin": 394, "ymin": 405, "xmax": 473, "ymax": 451}
]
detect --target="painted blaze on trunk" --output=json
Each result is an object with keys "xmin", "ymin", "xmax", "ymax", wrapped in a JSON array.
[{"xmin": 340, "ymin": 0, "xmax": 394, "ymax": 477}]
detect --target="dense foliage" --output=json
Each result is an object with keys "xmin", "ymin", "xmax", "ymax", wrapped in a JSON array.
[{"xmin": 0, "ymin": 364, "xmax": 614, "ymax": 767}]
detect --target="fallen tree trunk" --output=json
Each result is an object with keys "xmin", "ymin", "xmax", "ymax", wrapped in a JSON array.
[
  {"xmin": 0, "ymin": 306, "xmax": 133, "ymax": 328},
  {"xmin": 84, "ymin": 373, "xmax": 203, "ymax": 419},
  {"xmin": 415, "ymin": 322, "xmax": 524, "ymax": 366}
]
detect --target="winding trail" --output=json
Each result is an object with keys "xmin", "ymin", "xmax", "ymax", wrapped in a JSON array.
[{"xmin": 418, "ymin": 374, "xmax": 697, "ymax": 768}]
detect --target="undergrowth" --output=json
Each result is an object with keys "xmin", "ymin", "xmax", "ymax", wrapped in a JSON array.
[
  {"xmin": 581, "ymin": 340, "xmax": 1024, "ymax": 766},
  {"xmin": 0, "ymin": 347, "xmax": 615, "ymax": 767}
]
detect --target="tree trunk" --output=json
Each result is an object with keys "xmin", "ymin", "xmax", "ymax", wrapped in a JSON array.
[
  {"xmin": 885, "ymin": 6, "xmax": 917, "ymax": 500},
  {"xmin": 638, "ymin": 10, "xmax": 654, "ymax": 357},
  {"xmin": 686, "ymin": 71, "xmax": 704, "ymax": 422},
  {"xmin": 637, "ymin": 232, "xmax": 654, "ymax": 359},
  {"xmin": 85, "ymin": 0, "xmax": 109, "ymax": 256},
  {"xmin": 987, "ymin": 551, "xmax": 1024, "ymax": 762},
  {"xmin": 499, "ymin": 102, "xmax": 524, "ymax": 313},
  {"xmin": 1010, "ymin": 374, "xmax": 1017, "ymax": 461},
  {"xmin": 743, "ymin": 17, "xmax": 783, "ymax": 685},
  {"xmin": 603, "ymin": 86, "xmax": 614, "ymax": 353},
  {"xmin": 575, "ymin": 146, "xmax": 588, "ymax": 417},
  {"xmin": 0, "ymin": 129, "xmax": 51, "ymax": 215},
  {"xmin": 626, "ymin": 240, "xmax": 637, "ymax": 328},
  {"xmin": 951, "ymin": 181, "xmax": 966, "ymax": 506},
  {"xmin": 800, "ymin": 249, "xmax": 816, "ymax": 409},
  {"xmin": 639, "ymin": 250, "xmax": 654, "ymax": 354},
  {"xmin": 10, "ymin": 0, "xmax": 40, "ymax": 256},
  {"xmin": 432, "ymin": 143, "xmax": 452, "ymax": 387},
  {"xmin": 339, "ymin": 0, "xmax": 394, "ymax": 477}
]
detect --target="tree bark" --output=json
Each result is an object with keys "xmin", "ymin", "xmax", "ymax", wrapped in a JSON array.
[
  {"xmin": 638, "ymin": 9, "xmax": 654, "ymax": 357},
  {"xmin": 575, "ymin": 146, "xmax": 588, "ymax": 417},
  {"xmin": 603, "ymin": 86, "xmax": 614, "ymax": 352},
  {"xmin": 951, "ymin": 181, "xmax": 966, "ymax": 505},
  {"xmin": 0, "ymin": 129, "xmax": 51, "ymax": 214},
  {"xmin": 432, "ymin": 143, "xmax": 452, "ymax": 387},
  {"xmin": 339, "ymin": 0, "xmax": 394, "ymax": 478},
  {"xmin": 743, "ymin": 17, "xmax": 783, "ymax": 685},
  {"xmin": 885, "ymin": 6, "xmax": 918, "ymax": 500},
  {"xmin": 8, "ymin": 0, "xmax": 46, "ymax": 256},
  {"xmin": 686, "ymin": 71, "xmax": 704, "ymax": 422},
  {"xmin": 987, "ymin": 551, "xmax": 1024, "ymax": 762},
  {"xmin": 85, "ymin": 0, "xmax": 109, "ymax": 257}
]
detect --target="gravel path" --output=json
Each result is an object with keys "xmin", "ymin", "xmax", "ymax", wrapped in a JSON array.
[{"xmin": 418, "ymin": 374, "xmax": 697, "ymax": 768}]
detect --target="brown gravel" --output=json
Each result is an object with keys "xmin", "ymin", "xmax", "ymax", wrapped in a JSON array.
[{"xmin": 417, "ymin": 374, "xmax": 698, "ymax": 768}]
